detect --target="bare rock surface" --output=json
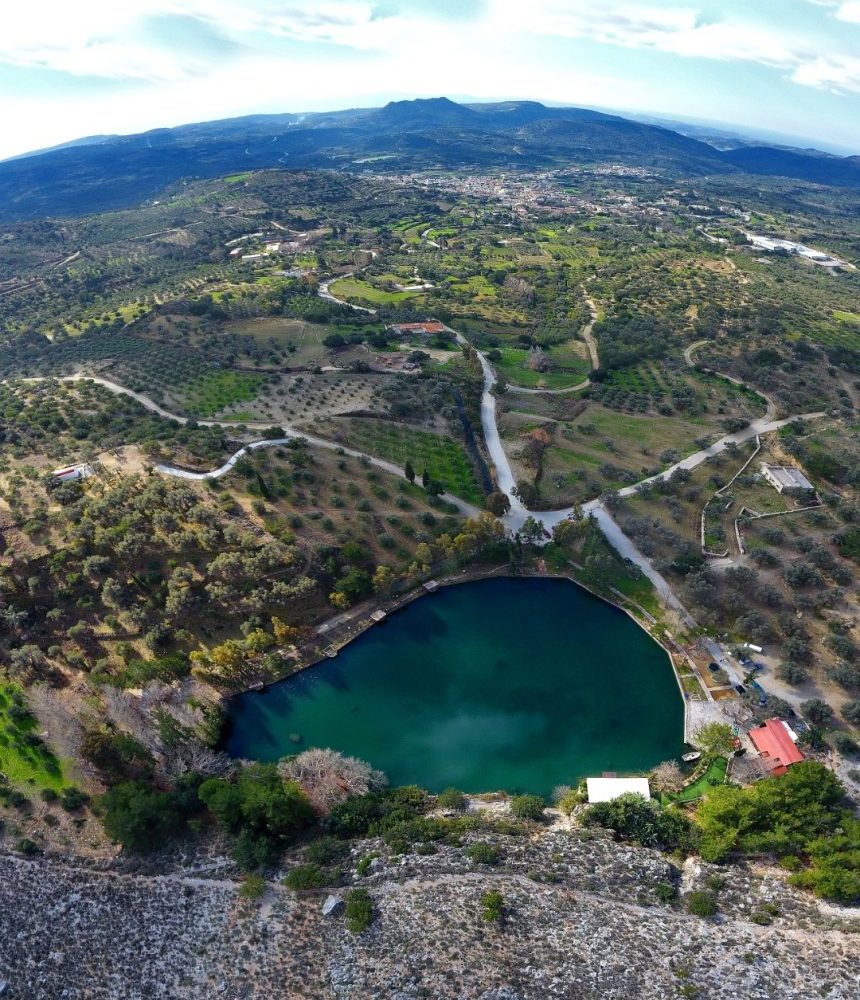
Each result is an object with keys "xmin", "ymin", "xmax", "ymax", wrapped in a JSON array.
[{"xmin": 0, "ymin": 830, "xmax": 858, "ymax": 999}]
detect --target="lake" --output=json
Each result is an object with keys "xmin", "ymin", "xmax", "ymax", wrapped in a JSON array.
[{"xmin": 225, "ymin": 577, "xmax": 683, "ymax": 797}]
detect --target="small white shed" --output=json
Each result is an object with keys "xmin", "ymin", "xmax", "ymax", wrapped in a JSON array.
[{"xmin": 586, "ymin": 777, "xmax": 651, "ymax": 804}]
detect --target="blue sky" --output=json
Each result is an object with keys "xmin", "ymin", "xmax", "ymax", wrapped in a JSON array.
[{"xmin": 3, "ymin": 1, "xmax": 860, "ymax": 159}]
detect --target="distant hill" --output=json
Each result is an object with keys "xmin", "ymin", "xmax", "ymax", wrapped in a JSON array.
[
  {"xmin": 721, "ymin": 145, "xmax": 860, "ymax": 187},
  {"xmin": 0, "ymin": 98, "xmax": 858, "ymax": 220}
]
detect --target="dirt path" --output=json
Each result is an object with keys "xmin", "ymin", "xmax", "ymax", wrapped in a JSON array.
[{"xmin": 684, "ymin": 339, "xmax": 777, "ymax": 420}]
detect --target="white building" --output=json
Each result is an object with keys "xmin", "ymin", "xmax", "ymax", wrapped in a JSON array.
[
  {"xmin": 586, "ymin": 777, "xmax": 651, "ymax": 804},
  {"xmin": 760, "ymin": 463, "xmax": 813, "ymax": 494},
  {"xmin": 52, "ymin": 462, "xmax": 94, "ymax": 483}
]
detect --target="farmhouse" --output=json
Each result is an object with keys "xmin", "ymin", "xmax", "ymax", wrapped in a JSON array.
[
  {"xmin": 748, "ymin": 719, "xmax": 805, "ymax": 776},
  {"xmin": 586, "ymin": 777, "xmax": 651, "ymax": 804},
  {"xmin": 760, "ymin": 463, "xmax": 814, "ymax": 494},
  {"xmin": 387, "ymin": 321, "xmax": 446, "ymax": 338}
]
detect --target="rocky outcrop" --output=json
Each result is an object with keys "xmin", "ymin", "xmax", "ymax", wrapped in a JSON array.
[{"xmin": 0, "ymin": 829, "xmax": 857, "ymax": 999}]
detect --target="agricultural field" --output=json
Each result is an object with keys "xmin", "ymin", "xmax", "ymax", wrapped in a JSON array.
[
  {"xmin": 318, "ymin": 417, "xmax": 485, "ymax": 505},
  {"xmin": 182, "ymin": 371, "xmax": 265, "ymax": 418},
  {"xmin": 499, "ymin": 397, "xmax": 739, "ymax": 507}
]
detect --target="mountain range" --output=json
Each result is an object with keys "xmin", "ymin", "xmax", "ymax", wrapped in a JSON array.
[{"xmin": 2, "ymin": 97, "xmax": 859, "ymax": 220}]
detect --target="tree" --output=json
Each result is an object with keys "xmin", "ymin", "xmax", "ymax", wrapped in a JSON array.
[
  {"xmin": 404, "ymin": 460, "xmax": 416, "ymax": 484},
  {"xmin": 372, "ymin": 565, "xmax": 395, "ymax": 595},
  {"xmin": 692, "ymin": 722, "xmax": 734, "ymax": 759},
  {"xmin": 801, "ymin": 699, "xmax": 834, "ymax": 727},
  {"xmin": 485, "ymin": 490, "xmax": 511, "ymax": 517},
  {"xmin": 520, "ymin": 516, "xmax": 546, "ymax": 544},
  {"xmin": 199, "ymin": 763, "xmax": 313, "ymax": 870},
  {"xmin": 421, "ymin": 469, "xmax": 430, "ymax": 489},
  {"xmin": 651, "ymin": 760, "xmax": 685, "ymax": 793},
  {"xmin": 842, "ymin": 700, "xmax": 860, "ymax": 726},
  {"xmin": 98, "ymin": 776, "xmax": 202, "ymax": 852},
  {"xmin": 278, "ymin": 748, "xmax": 386, "ymax": 815},
  {"xmin": 696, "ymin": 761, "xmax": 846, "ymax": 864}
]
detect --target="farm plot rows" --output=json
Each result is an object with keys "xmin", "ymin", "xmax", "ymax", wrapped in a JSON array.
[{"xmin": 322, "ymin": 418, "xmax": 485, "ymax": 505}]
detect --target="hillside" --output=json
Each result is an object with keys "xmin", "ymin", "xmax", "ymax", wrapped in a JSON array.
[{"xmin": 2, "ymin": 824, "xmax": 857, "ymax": 999}]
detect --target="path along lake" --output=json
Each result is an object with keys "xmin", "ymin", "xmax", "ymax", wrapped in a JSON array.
[{"xmin": 225, "ymin": 578, "xmax": 683, "ymax": 797}]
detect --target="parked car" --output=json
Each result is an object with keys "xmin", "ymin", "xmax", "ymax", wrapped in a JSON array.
[{"xmin": 734, "ymin": 684, "xmax": 746, "ymax": 694}]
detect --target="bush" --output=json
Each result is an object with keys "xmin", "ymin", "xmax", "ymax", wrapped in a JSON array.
[
  {"xmin": 436, "ymin": 787, "xmax": 466, "ymax": 812},
  {"xmin": 466, "ymin": 842, "xmax": 501, "ymax": 865},
  {"xmin": 686, "ymin": 891, "xmax": 717, "ymax": 917},
  {"xmin": 481, "ymin": 890, "xmax": 504, "ymax": 923},
  {"xmin": 509, "ymin": 794, "xmax": 545, "ymax": 821},
  {"xmin": 345, "ymin": 887, "xmax": 374, "ymax": 933},
  {"xmin": 60, "ymin": 787, "xmax": 90, "ymax": 812},
  {"xmin": 305, "ymin": 836, "xmax": 350, "ymax": 866},
  {"xmin": 654, "ymin": 881, "xmax": 677, "ymax": 903},
  {"xmin": 841, "ymin": 700, "xmax": 860, "ymax": 726},
  {"xmin": 283, "ymin": 864, "xmax": 327, "ymax": 891},
  {"xmin": 239, "ymin": 874, "xmax": 266, "ymax": 901},
  {"xmin": 585, "ymin": 793, "xmax": 697, "ymax": 851}
]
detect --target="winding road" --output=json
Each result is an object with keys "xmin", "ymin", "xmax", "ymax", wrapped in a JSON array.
[
  {"xmin": 21, "ymin": 275, "xmax": 825, "ymax": 630},
  {"xmin": 17, "ymin": 374, "xmax": 480, "ymax": 520}
]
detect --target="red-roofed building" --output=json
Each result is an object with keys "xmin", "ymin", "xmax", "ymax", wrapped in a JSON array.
[
  {"xmin": 387, "ymin": 321, "xmax": 446, "ymax": 337},
  {"xmin": 748, "ymin": 719, "xmax": 805, "ymax": 776}
]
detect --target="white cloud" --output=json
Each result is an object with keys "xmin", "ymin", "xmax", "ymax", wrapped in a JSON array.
[{"xmin": 835, "ymin": 1, "xmax": 860, "ymax": 21}]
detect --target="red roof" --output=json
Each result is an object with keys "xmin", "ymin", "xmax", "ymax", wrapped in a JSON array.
[{"xmin": 749, "ymin": 719, "xmax": 805, "ymax": 772}]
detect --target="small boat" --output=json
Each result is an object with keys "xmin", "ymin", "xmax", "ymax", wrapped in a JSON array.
[{"xmin": 682, "ymin": 751, "xmax": 702, "ymax": 763}]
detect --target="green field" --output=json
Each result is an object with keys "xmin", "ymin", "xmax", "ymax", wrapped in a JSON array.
[
  {"xmin": 329, "ymin": 277, "xmax": 425, "ymax": 305},
  {"xmin": 494, "ymin": 347, "xmax": 589, "ymax": 389},
  {"xmin": 182, "ymin": 370, "xmax": 265, "ymax": 417},
  {"xmin": 335, "ymin": 420, "xmax": 484, "ymax": 505},
  {"xmin": 0, "ymin": 684, "xmax": 69, "ymax": 792}
]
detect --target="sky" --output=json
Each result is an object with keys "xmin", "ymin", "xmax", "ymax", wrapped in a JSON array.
[{"xmin": 3, "ymin": 0, "xmax": 860, "ymax": 160}]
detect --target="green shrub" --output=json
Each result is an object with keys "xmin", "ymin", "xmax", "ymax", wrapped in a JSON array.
[
  {"xmin": 481, "ymin": 890, "xmax": 504, "ymax": 923},
  {"xmin": 509, "ymin": 794, "xmax": 545, "ymax": 821},
  {"xmin": 466, "ymin": 842, "xmax": 500, "ymax": 865},
  {"xmin": 283, "ymin": 864, "xmax": 327, "ymax": 891},
  {"xmin": 345, "ymin": 888, "xmax": 374, "ymax": 933},
  {"xmin": 239, "ymin": 874, "xmax": 267, "ymax": 901},
  {"xmin": 654, "ymin": 881, "xmax": 677, "ymax": 903},
  {"xmin": 305, "ymin": 836, "xmax": 349, "ymax": 866},
  {"xmin": 60, "ymin": 787, "xmax": 90, "ymax": 812},
  {"xmin": 356, "ymin": 852, "xmax": 379, "ymax": 877},
  {"xmin": 436, "ymin": 787, "xmax": 466, "ymax": 812},
  {"xmin": 686, "ymin": 891, "xmax": 717, "ymax": 917}
]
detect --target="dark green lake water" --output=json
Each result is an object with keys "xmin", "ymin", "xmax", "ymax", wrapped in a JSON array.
[{"xmin": 225, "ymin": 577, "xmax": 683, "ymax": 796}]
